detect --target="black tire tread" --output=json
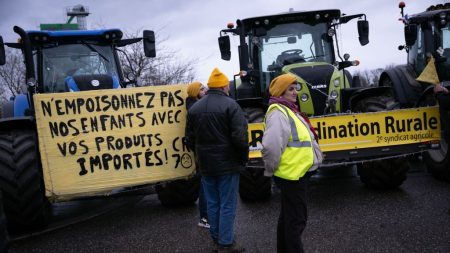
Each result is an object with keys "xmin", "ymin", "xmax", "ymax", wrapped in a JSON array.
[
  {"xmin": 240, "ymin": 107, "xmax": 272, "ymax": 201},
  {"xmin": 155, "ymin": 175, "xmax": 200, "ymax": 207},
  {"xmin": 239, "ymin": 167, "xmax": 271, "ymax": 201},
  {"xmin": 353, "ymin": 95, "xmax": 409, "ymax": 189},
  {"xmin": 0, "ymin": 192, "xmax": 9, "ymax": 253},
  {"xmin": 0, "ymin": 129, "xmax": 50, "ymax": 230}
]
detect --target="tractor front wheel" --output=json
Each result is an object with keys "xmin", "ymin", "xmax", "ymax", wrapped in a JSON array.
[
  {"xmin": 353, "ymin": 95, "xmax": 410, "ymax": 189},
  {"xmin": 155, "ymin": 174, "xmax": 200, "ymax": 207},
  {"xmin": 239, "ymin": 167, "xmax": 272, "ymax": 201},
  {"xmin": 357, "ymin": 158, "xmax": 409, "ymax": 189},
  {"xmin": 239, "ymin": 107, "xmax": 272, "ymax": 201}
]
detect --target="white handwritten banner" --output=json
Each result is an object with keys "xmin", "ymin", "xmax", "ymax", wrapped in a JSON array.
[{"xmin": 34, "ymin": 84, "xmax": 194, "ymax": 201}]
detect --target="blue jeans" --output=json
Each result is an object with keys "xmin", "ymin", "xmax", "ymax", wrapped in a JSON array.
[
  {"xmin": 202, "ymin": 173, "xmax": 240, "ymax": 246},
  {"xmin": 198, "ymin": 179, "xmax": 208, "ymax": 220}
]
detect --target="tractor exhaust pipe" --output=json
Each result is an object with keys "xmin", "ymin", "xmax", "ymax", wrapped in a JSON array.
[{"xmin": 13, "ymin": 26, "xmax": 36, "ymax": 83}]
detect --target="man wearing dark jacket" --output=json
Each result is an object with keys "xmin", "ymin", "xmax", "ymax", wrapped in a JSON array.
[{"xmin": 186, "ymin": 68, "xmax": 248, "ymax": 253}]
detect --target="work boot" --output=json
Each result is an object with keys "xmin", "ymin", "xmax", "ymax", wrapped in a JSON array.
[{"xmin": 217, "ymin": 242, "xmax": 246, "ymax": 253}]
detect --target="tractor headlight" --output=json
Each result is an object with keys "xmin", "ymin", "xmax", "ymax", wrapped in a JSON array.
[
  {"xmin": 333, "ymin": 79, "xmax": 340, "ymax": 87},
  {"xmin": 330, "ymin": 90, "xmax": 338, "ymax": 99},
  {"xmin": 300, "ymin": 93, "xmax": 309, "ymax": 102}
]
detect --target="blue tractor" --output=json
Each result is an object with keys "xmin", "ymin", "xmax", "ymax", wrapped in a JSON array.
[{"xmin": 0, "ymin": 26, "xmax": 156, "ymax": 230}]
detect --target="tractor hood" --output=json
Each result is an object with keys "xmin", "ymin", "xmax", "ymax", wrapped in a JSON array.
[{"xmin": 282, "ymin": 61, "xmax": 349, "ymax": 116}]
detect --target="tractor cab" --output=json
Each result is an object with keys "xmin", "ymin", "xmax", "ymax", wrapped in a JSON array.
[
  {"xmin": 218, "ymin": 9, "xmax": 369, "ymax": 116},
  {"xmin": 0, "ymin": 27, "xmax": 156, "ymax": 117},
  {"xmin": 402, "ymin": 3, "xmax": 450, "ymax": 81}
]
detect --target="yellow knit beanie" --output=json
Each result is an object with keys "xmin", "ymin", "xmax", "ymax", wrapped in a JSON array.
[
  {"xmin": 269, "ymin": 73, "xmax": 297, "ymax": 97},
  {"xmin": 187, "ymin": 81, "xmax": 202, "ymax": 98},
  {"xmin": 207, "ymin": 67, "xmax": 229, "ymax": 88}
]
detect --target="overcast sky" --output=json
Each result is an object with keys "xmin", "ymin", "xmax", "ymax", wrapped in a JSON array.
[{"xmin": 0, "ymin": 0, "xmax": 446, "ymax": 84}]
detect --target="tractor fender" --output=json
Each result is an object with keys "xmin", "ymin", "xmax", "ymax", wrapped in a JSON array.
[
  {"xmin": 349, "ymin": 86, "xmax": 393, "ymax": 111},
  {"xmin": 13, "ymin": 94, "xmax": 31, "ymax": 117},
  {"xmin": 379, "ymin": 64, "xmax": 423, "ymax": 107},
  {"xmin": 0, "ymin": 116, "xmax": 36, "ymax": 131}
]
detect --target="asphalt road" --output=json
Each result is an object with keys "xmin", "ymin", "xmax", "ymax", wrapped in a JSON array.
[{"xmin": 7, "ymin": 167, "xmax": 450, "ymax": 253}]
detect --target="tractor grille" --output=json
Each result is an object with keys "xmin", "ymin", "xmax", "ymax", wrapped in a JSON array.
[{"xmin": 289, "ymin": 65, "xmax": 334, "ymax": 116}]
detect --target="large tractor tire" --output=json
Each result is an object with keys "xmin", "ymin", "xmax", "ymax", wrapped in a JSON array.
[
  {"xmin": 239, "ymin": 107, "xmax": 272, "ymax": 201},
  {"xmin": 0, "ymin": 129, "xmax": 51, "ymax": 231},
  {"xmin": 354, "ymin": 95, "xmax": 410, "ymax": 189},
  {"xmin": 357, "ymin": 158, "xmax": 410, "ymax": 189},
  {"xmin": 0, "ymin": 191, "xmax": 9, "ymax": 253},
  {"xmin": 155, "ymin": 174, "xmax": 200, "ymax": 207},
  {"xmin": 424, "ymin": 109, "xmax": 450, "ymax": 181},
  {"xmin": 239, "ymin": 167, "xmax": 272, "ymax": 201}
]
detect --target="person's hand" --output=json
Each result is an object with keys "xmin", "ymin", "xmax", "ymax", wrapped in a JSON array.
[{"xmin": 434, "ymin": 84, "xmax": 449, "ymax": 94}]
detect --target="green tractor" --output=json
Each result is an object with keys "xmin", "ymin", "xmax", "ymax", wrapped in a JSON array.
[
  {"xmin": 218, "ymin": 8, "xmax": 419, "ymax": 200},
  {"xmin": 379, "ymin": 2, "xmax": 450, "ymax": 181}
]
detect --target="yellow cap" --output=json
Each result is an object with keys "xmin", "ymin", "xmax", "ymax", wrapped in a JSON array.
[
  {"xmin": 207, "ymin": 68, "xmax": 229, "ymax": 88},
  {"xmin": 187, "ymin": 81, "xmax": 202, "ymax": 98},
  {"xmin": 269, "ymin": 74, "xmax": 297, "ymax": 97}
]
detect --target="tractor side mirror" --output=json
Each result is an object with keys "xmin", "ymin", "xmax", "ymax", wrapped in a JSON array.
[
  {"xmin": 357, "ymin": 20, "xmax": 369, "ymax": 46},
  {"xmin": 218, "ymin": 35, "xmax": 231, "ymax": 61},
  {"xmin": 0, "ymin": 36, "xmax": 5, "ymax": 66},
  {"xmin": 143, "ymin": 30, "xmax": 156, "ymax": 58},
  {"xmin": 404, "ymin": 24, "xmax": 418, "ymax": 47}
]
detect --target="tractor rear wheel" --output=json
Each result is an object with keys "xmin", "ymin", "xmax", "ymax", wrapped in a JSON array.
[
  {"xmin": 353, "ymin": 95, "xmax": 410, "ymax": 189},
  {"xmin": 0, "ymin": 129, "xmax": 51, "ymax": 231},
  {"xmin": 239, "ymin": 107, "xmax": 272, "ymax": 201},
  {"xmin": 155, "ymin": 174, "xmax": 200, "ymax": 207}
]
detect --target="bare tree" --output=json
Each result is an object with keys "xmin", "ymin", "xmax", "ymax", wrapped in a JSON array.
[
  {"xmin": 118, "ymin": 30, "xmax": 197, "ymax": 86},
  {"xmin": 353, "ymin": 64, "xmax": 397, "ymax": 87},
  {"xmin": 0, "ymin": 48, "xmax": 25, "ymax": 100}
]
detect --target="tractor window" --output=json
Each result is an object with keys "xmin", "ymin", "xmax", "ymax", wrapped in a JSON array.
[
  {"xmin": 42, "ymin": 44, "xmax": 118, "ymax": 92},
  {"xmin": 439, "ymin": 24, "xmax": 450, "ymax": 80},
  {"xmin": 252, "ymin": 22, "xmax": 333, "ymax": 92},
  {"xmin": 257, "ymin": 22, "xmax": 333, "ymax": 73},
  {"xmin": 409, "ymin": 25, "xmax": 426, "ymax": 74}
]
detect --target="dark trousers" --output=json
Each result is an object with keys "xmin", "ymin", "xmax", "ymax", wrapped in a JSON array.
[{"xmin": 274, "ymin": 175, "xmax": 309, "ymax": 253}]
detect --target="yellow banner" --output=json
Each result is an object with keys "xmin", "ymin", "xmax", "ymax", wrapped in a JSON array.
[
  {"xmin": 248, "ymin": 106, "xmax": 441, "ymax": 157},
  {"xmin": 34, "ymin": 84, "xmax": 194, "ymax": 201}
]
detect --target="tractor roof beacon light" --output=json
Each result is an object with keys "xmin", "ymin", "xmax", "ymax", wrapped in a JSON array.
[{"xmin": 399, "ymin": 2, "xmax": 406, "ymax": 18}]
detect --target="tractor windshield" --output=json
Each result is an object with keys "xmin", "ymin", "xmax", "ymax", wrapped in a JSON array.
[
  {"xmin": 410, "ymin": 21, "xmax": 450, "ymax": 81},
  {"xmin": 250, "ymin": 22, "xmax": 334, "ymax": 90},
  {"xmin": 41, "ymin": 43, "xmax": 118, "ymax": 92},
  {"xmin": 255, "ymin": 22, "xmax": 334, "ymax": 72}
]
